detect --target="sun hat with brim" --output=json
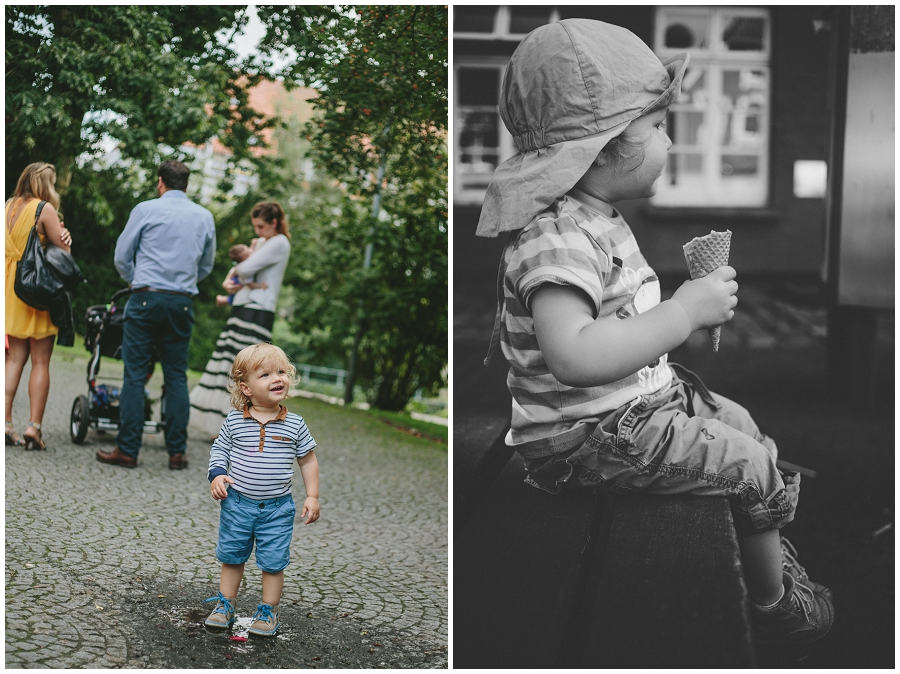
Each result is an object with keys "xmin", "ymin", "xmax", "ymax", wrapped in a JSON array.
[{"xmin": 476, "ymin": 19, "xmax": 689, "ymax": 237}]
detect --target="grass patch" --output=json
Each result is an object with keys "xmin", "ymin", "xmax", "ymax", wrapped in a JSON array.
[
  {"xmin": 363, "ymin": 409, "xmax": 448, "ymax": 444},
  {"xmin": 55, "ymin": 334, "xmax": 446, "ymax": 445},
  {"xmin": 285, "ymin": 397, "xmax": 447, "ymax": 447},
  {"xmin": 48, "ymin": 337, "xmax": 88, "ymax": 363}
]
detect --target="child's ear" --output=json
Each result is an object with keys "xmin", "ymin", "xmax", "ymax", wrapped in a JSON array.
[{"xmin": 239, "ymin": 380, "xmax": 252, "ymax": 397}]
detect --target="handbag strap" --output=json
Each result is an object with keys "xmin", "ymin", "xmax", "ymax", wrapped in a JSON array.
[{"xmin": 33, "ymin": 200, "xmax": 47, "ymax": 233}]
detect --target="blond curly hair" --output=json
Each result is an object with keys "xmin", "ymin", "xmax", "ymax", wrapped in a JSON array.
[{"xmin": 229, "ymin": 343, "xmax": 300, "ymax": 410}]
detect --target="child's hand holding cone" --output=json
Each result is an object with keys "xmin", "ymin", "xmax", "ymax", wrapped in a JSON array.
[{"xmin": 675, "ymin": 230, "xmax": 736, "ymax": 351}]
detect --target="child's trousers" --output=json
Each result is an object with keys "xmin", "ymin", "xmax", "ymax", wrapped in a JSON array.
[{"xmin": 520, "ymin": 364, "xmax": 800, "ymax": 536}]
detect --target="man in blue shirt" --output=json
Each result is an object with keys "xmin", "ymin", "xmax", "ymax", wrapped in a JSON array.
[{"xmin": 97, "ymin": 160, "xmax": 216, "ymax": 470}]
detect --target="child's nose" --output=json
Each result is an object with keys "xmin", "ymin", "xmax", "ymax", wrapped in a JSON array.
[{"xmin": 663, "ymin": 132, "xmax": 673, "ymax": 150}]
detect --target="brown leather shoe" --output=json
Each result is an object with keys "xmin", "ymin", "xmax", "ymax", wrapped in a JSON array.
[
  {"xmin": 169, "ymin": 453, "xmax": 188, "ymax": 470},
  {"xmin": 96, "ymin": 446, "xmax": 137, "ymax": 468}
]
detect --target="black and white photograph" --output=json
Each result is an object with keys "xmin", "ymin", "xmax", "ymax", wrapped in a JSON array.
[{"xmin": 453, "ymin": 5, "xmax": 893, "ymax": 669}]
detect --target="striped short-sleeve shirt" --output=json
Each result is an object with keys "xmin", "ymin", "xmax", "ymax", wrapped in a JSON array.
[
  {"xmin": 208, "ymin": 404, "xmax": 317, "ymax": 499},
  {"xmin": 501, "ymin": 189, "xmax": 673, "ymax": 450}
]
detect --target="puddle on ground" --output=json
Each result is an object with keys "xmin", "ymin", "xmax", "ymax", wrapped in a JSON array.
[{"xmin": 160, "ymin": 606, "xmax": 290, "ymax": 652}]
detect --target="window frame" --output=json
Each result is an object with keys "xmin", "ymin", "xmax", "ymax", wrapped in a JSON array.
[
  {"xmin": 453, "ymin": 6, "xmax": 561, "ymax": 40},
  {"xmin": 651, "ymin": 6, "xmax": 772, "ymax": 209},
  {"xmin": 453, "ymin": 58, "xmax": 517, "ymax": 204}
]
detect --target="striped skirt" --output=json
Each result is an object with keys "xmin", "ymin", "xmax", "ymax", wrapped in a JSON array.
[{"xmin": 189, "ymin": 305, "xmax": 275, "ymax": 437}]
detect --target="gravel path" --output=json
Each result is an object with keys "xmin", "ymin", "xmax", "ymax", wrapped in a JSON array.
[{"xmin": 6, "ymin": 352, "xmax": 448, "ymax": 668}]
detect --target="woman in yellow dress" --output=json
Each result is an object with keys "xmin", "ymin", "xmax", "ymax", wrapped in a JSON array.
[{"xmin": 5, "ymin": 163, "xmax": 73, "ymax": 450}]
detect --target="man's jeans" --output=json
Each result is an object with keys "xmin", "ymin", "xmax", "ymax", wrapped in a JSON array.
[{"xmin": 117, "ymin": 292, "xmax": 194, "ymax": 457}]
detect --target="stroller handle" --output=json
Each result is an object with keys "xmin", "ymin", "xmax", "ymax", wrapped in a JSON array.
[{"xmin": 110, "ymin": 287, "xmax": 133, "ymax": 305}]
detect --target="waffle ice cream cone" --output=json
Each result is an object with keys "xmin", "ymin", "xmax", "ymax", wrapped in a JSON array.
[{"xmin": 683, "ymin": 230, "xmax": 732, "ymax": 352}]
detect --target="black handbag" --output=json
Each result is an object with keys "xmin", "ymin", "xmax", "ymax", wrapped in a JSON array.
[{"xmin": 14, "ymin": 201, "xmax": 85, "ymax": 311}]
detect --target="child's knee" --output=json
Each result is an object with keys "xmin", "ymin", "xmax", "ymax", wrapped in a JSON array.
[{"xmin": 730, "ymin": 470, "xmax": 800, "ymax": 536}]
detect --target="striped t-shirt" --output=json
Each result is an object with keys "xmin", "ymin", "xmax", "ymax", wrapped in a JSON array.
[
  {"xmin": 208, "ymin": 404, "xmax": 316, "ymax": 499},
  {"xmin": 500, "ymin": 188, "xmax": 673, "ymax": 450}
]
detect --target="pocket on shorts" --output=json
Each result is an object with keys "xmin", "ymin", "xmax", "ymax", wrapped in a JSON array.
[{"xmin": 523, "ymin": 453, "xmax": 575, "ymax": 494}]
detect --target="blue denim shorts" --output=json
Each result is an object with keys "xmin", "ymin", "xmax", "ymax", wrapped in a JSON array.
[
  {"xmin": 216, "ymin": 489, "xmax": 296, "ymax": 573},
  {"xmin": 520, "ymin": 364, "xmax": 800, "ymax": 537}
]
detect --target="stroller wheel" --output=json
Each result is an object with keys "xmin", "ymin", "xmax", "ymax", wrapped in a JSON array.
[{"xmin": 70, "ymin": 395, "xmax": 91, "ymax": 444}]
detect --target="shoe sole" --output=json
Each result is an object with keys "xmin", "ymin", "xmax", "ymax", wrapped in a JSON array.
[
  {"xmin": 205, "ymin": 618, "xmax": 235, "ymax": 629},
  {"xmin": 248, "ymin": 626, "xmax": 278, "ymax": 637},
  {"xmin": 96, "ymin": 456, "xmax": 137, "ymax": 468},
  {"xmin": 754, "ymin": 615, "xmax": 834, "ymax": 647}
]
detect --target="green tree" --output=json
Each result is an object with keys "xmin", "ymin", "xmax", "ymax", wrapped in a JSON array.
[
  {"xmin": 256, "ymin": 5, "xmax": 448, "ymax": 410},
  {"xmin": 6, "ymin": 5, "xmax": 270, "ymax": 195},
  {"xmin": 6, "ymin": 5, "xmax": 274, "ymax": 352}
]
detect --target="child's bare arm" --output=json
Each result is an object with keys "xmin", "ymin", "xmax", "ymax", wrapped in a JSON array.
[
  {"xmin": 244, "ymin": 281, "xmax": 269, "ymax": 290},
  {"xmin": 297, "ymin": 451, "xmax": 320, "ymax": 524},
  {"xmin": 532, "ymin": 266, "xmax": 737, "ymax": 387},
  {"xmin": 222, "ymin": 268, "xmax": 241, "ymax": 294}
]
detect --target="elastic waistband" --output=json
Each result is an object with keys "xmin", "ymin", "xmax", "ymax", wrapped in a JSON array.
[
  {"xmin": 133, "ymin": 286, "xmax": 193, "ymax": 297},
  {"xmin": 228, "ymin": 489, "xmax": 293, "ymax": 506}
]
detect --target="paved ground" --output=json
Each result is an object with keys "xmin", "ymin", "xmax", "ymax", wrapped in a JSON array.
[
  {"xmin": 455, "ymin": 277, "xmax": 894, "ymax": 668},
  {"xmin": 6, "ymin": 354, "xmax": 447, "ymax": 668}
]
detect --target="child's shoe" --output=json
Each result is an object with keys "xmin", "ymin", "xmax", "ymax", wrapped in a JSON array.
[
  {"xmin": 751, "ymin": 572, "xmax": 834, "ymax": 645},
  {"xmin": 781, "ymin": 537, "xmax": 833, "ymax": 600},
  {"xmin": 203, "ymin": 592, "xmax": 236, "ymax": 628},
  {"xmin": 248, "ymin": 603, "xmax": 279, "ymax": 636}
]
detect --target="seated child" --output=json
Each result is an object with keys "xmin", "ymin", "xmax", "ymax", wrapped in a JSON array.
[
  {"xmin": 203, "ymin": 343, "xmax": 320, "ymax": 637},
  {"xmin": 476, "ymin": 19, "xmax": 833, "ymax": 646},
  {"xmin": 216, "ymin": 240, "xmax": 268, "ymax": 307}
]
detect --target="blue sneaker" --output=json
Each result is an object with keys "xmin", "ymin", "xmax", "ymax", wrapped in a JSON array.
[
  {"xmin": 248, "ymin": 603, "xmax": 280, "ymax": 636},
  {"xmin": 203, "ymin": 592, "xmax": 236, "ymax": 629}
]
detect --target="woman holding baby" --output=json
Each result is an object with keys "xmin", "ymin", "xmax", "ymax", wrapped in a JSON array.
[{"xmin": 189, "ymin": 201, "xmax": 292, "ymax": 438}]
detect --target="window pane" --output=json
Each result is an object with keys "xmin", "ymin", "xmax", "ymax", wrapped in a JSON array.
[
  {"xmin": 676, "ymin": 67, "xmax": 708, "ymax": 108},
  {"xmin": 458, "ymin": 110, "xmax": 501, "ymax": 177},
  {"xmin": 454, "ymin": 6, "xmax": 498, "ymax": 33},
  {"xmin": 721, "ymin": 69, "xmax": 767, "ymax": 149},
  {"xmin": 459, "ymin": 111, "xmax": 500, "ymax": 150},
  {"xmin": 721, "ymin": 155, "xmax": 759, "ymax": 177},
  {"xmin": 663, "ymin": 12, "xmax": 709, "ymax": 49},
  {"xmin": 457, "ymin": 68, "xmax": 500, "ymax": 106},
  {"xmin": 721, "ymin": 15, "xmax": 765, "ymax": 51},
  {"xmin": 669, "ymin": 110, "xmax": 706, "ymax": 147},
  {"xmin": 664, "ymin": 152, "xmax": 704, "ymax": 185},
  {"xmin": 509, "ymin": 7, "xmax": 553, "ymax": 34}
]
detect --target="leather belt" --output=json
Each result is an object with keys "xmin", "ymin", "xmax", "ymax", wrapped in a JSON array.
[{"xmin": 132, "ymin": 286, "xmax": 192, "ymax": 297}]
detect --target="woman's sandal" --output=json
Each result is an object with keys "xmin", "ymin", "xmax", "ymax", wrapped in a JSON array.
[
  {"xmin": 5, "ymin": 421, "xmax": 23, "ymax": 447},
  {"xmin": 23, "ymin": 423, "xmax": 46, "ymax": 451}
]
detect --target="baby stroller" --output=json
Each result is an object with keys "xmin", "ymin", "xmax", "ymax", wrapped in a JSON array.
[{"xmin": 70, "ymin": 288, "xmax": 166, "ymax": 444}]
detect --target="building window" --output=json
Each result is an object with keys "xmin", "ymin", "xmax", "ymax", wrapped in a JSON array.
[
  {"xmin": 452, "ymin": 6, "xmax": 561, "ymax": 202},
  {"xmin": 454, "ymin": 63, "xmax": 515, "ymax": 202},
  {"xmin": 453, "ymin": 6, "xmax": 560, "ymax": 39},
  {"xmin": 652, "ymin": 6, "xmax": 771, "ymax": 208}
]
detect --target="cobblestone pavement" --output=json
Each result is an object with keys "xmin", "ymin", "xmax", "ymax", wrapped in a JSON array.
[{"xmin": 6, "ymin": 354, "xmax": 447, "ymax": 668}]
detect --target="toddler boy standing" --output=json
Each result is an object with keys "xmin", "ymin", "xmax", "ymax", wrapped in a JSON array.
[{"xmin": 203, "ymin": 343, "xmax": 319, "ymax": 636}]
